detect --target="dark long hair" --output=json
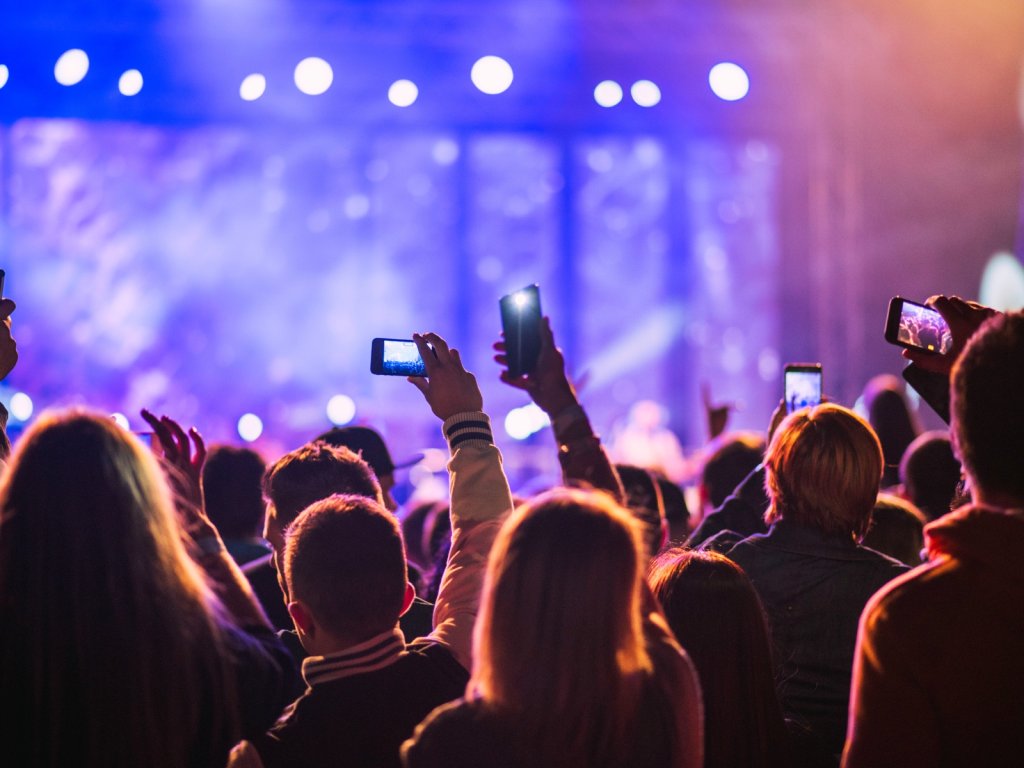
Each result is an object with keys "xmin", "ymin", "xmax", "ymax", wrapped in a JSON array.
[
  {"xmin": 0, "ymin": 410, "xmax": 238, "ymax": 767},
  {"xmin": 649, "ymin": 549, "xmax": 790, "ymax": 768}
]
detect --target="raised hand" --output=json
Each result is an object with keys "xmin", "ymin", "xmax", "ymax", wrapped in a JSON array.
[
  {"xmin": 701, "ymin": 382, "xmax": 734, "ymax": 442},
  {"xmin": 141, "ymin": 409, "xmax": 214, "ymax": 539},
  {"xmin": 902, "ymin": 295, "xmax": 999, "ymax": 375},
  {"xmin": 407, "ymin": 332, "xmax": 484, "ymax": 420},
  {"xmin": 493, "ymin": 316, "xmax": 577, "ymax": 416},
  {"xmin": 0, "ymin": 298, "xmax": 18, "ymax": 381}
]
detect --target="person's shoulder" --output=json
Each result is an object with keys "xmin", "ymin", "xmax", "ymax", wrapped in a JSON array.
[
  {"xmin": 403, "ymin": 699, "xmax": 497, "ymax": 768},
  {"xmin": 862, "ymin": 557, "xmax": 956, "ymax": 629}
]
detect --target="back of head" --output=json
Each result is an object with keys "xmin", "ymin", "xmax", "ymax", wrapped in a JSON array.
[
  {"xmin": 952, "ymin": 311, "xmax": 1024, "ymax": 505},
  {"xmin": 648, "ymin": 549, "xmax": 788, "ymax": 768},
  {"xmin": 898, "ymin": 431, "xmax": 962, "ymax": 521},
  {"xmin": 472, "ymin": 488, "xmax": 648, "ymax": 764},
  {"xmin": 765, "ymin": 403, "xmax": 883, "ymax": 539},
  {"xmin": 656, "ymin": 474, "xmax": 690, "ymax": 544},
  {"xmin": 315, "ymin": 425, "xmax": 395, "ymax": 480},
  {"xmin": 862, "ymin": 493, "xmax": 926, "ymax": 566},
  {"xmin": 701, "ymin": 432, "xmax": 765, "ymax": 510},
  {"xmin": 284, "ymin": 495, "xmax": 408, "ymax": 644},
  {"xmin": 862, "ymin": 374, "xmax": 920, "ymax": 485},
  {"xmin": 202, "ymin": 445, "xmax": 267, "ymax": 539},
  {"xmin": 615, "ymin": 464, "xmax": 667, "ymax": 559},
  {"xmin": 0, "ymin": 410, "xmax": 228, "ymax": 767},
  {"xmin": 263, "ymin": 441, "xmax": 383, "ymax": 530}
]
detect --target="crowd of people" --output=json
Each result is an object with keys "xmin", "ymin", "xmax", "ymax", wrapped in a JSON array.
[{"xmin": 0, "ymin": 291, "xmax": 1020, "ymax": 768}]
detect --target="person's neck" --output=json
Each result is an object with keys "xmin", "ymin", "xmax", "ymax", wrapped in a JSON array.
[
  {"xmin": 971, "ymin": 485, "xmax": 1024, "ymax": 512},
  {"xmin": 307, "ymin": 624, "xmax": 400, "ymax": 658}
]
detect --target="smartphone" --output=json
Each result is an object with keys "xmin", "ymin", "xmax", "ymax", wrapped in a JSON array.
[
  {"xmin": 499, "ymin": 284, "xmax": 542, "ymax": 378},
  {"xmin": 370, "ymin": 338, "xmax": 427, "ymax": 377},
  {"xmin": 784, "ymin": 363, "xmax": 823, "ymax": 414},
  {"xmin": 884, "ymin": 297, "xmax": 953, "ymax": 355},
  {"xmin": 901, "ymin": 363, "xmax": 951, "ymax": 424}
]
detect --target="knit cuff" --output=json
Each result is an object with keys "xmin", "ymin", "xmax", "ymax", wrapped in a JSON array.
[{"xmin": 442, "ymin": 411, "xmax": 494, "ymax": 452}]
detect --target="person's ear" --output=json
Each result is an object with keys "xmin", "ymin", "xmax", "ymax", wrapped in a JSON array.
[
  {"xmin": 399, "ymin": 582, "xmax": 416, "ymax": 616},
  {"xmin": 288, "ymin": 600, "xmax": 316, "ymax": 639}
]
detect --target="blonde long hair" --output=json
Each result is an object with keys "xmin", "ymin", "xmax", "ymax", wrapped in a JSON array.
[
  {"xmin": 470, "ymin": 488, "xmax": 652, "ymax": 766},
  {"xmin": 0, "ymin": 410, "xmax": 236, "ymax": 767}
]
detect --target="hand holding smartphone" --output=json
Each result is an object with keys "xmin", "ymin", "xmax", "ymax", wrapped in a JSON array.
[
  {"xmin": 499, "ymin": 284, "xmax": 543, "ymax": 378},
  {"xmin": 784, "ymin": 363, "xmax": 823, "ymax": 414},
  {"xmin": 370, "ymin": 338, "xmax": 428, "ymax": 377},
  {"xmin": 884, "ymin": 297, "xmax": 953, "ymax": 355}
]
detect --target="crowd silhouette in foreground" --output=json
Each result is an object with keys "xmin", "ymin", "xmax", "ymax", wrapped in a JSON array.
[{"xmin": 0, "ymin": 292, "xmax": 1020, "ymax": 768}]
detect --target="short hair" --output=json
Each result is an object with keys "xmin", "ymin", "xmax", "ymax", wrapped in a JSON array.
[
  {"xmin": 615, "ymin": 464, "xmax": 666, "ymax": 559},
  {"xmin": 764, "ymin": 404, "xmax": 883, "ymax": 539},
  {"xmin": 284, "ymin": 495, "xmax": 408, "ymax": 640},
  {"xmin": 862, "ymin": 493, "xmax": 927, "ymax": 566},
  {"xmin": 262, "ymin": 442, "xmax": 383, "ymax": 529},
  {"xmin": 202, "ymin": 445, "xmax": 267, "ymax": 539},
  {"xmin": 898, "ymin": 431, "xmax": 962, "ymax": 521},
  {"xmin": 701, "ymin": 432, "xmax": 765, "ymax": 509},
  {"xmin": 952, "ymin": 311, "xmax": 1024, "ymax": 502}
]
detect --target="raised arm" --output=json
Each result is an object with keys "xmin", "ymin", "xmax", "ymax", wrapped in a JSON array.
[
  {"xmin": 408, "ymin": 332, "xmax": 514, "ymax": 669},
  {"xmin": 494, "ymin": 317, "xmax": 625, "ymax": 503}
]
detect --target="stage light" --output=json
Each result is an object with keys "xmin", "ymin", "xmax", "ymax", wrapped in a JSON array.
[
  {"xmin": 118, "ymin": 69, "xmax": 143, "ymax": 96},
  {"xmin": 0, "ymin": 65, "xmax": 9, "ymax": 90},
  {"xmin": 504, "ymin": 403, "xmax": 549, "ymax": 441},
  {"xmin": 709, "ymin": 62, "xmax": 750, "ymax": 101},
  {"xmin": 237, "ymin": 413, "xmax": 264, "ymax": 442},
  {"xmin": 10, "ymin": 392, "xmax": 33, "ymax": 422},
  {"xmin": 432, "ymin": 139, "xmax": 459, "ymax": 165},
  {"xmin": 388, "ymin": 79, "xmax": 418, "ymax": 107},
  {"xmin": 594, "ymin": 80, "xmax": 623, "ymax": 108},
  {"xmin": 54, "ymin": 49, "xmax": 89, "ymax": 86},
  {"xmin": 471, "ymin": 56, "xmax": 514, "ymax": 95},
  {"xmin": 631, "ymin": 80, "xmax": 661, "ymax": 107},
  {"xmin": 111, "ymin": 412, "xmax": 131, "ymax": 430},
  {"xmin": 294, "ymin": 57, "xmax": 333, "ymax": 96},
  {"xmin": 240, "ymin": 73, "xmax": 266, "ymax": 101},
  {"xmin": 326, "ymin": 394, "xmax": 356, "ymax": 425}
]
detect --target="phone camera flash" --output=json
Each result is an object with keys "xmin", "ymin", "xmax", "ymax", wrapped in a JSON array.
[{"xmin": 514, "ymin": 292, "xmax": 529, "ymax": 308}]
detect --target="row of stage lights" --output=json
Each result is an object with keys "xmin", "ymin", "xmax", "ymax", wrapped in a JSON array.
[
  {"xmin": 3, "ymin": 390, "xmax": 552, "ymax": 445},
  {"xmin": 0, "ymin": 51, "xmax": 752, "ymax": 106}
]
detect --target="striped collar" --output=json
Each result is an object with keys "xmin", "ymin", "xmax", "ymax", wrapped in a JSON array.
[{"xmin": 302, "ymin": 627, "xmax": 406, "ymax": 687}]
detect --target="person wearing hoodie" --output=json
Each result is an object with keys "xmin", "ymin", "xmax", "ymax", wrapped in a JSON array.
[{"xmin": 843, "ymin": 307, "xmax": 1024, "ymax": 767}]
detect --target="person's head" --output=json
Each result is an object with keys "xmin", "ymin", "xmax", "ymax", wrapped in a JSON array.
[
  {"xmin": 202, "ymin": 445, "xmax": 267, "ymax": 540},
  {"xmin": 0, "ymin": 410, "xmax": 234, "ymax": 766},
  {"xmin": 471, "ymin": 488, "xmax": 649, "ymax": 762},
  {"xmin": 951, "ymin": 311, "xmax": 1024, "ymax": 507},
  {"xmin": 898, "ymin": 431, "xmax": 963, "ymax": 521},
  {"xmin": 314, "ymin": 425, "xmax": 401, "ymax": 511},
  {"xmin": 862, "ymin": 374, "xmax": 920, "ymax": 486},
  {"xmin": 262, "ymin": 441, "xmax": 383, "ymax": 558},
  {"xmin": 765, "ymin": 403, "xmax": 883, "ymax": 540},
  {"xmin": 862, "ymin": 493, "xmax": 926, "ymax": 566},
  {"xmin": 283, "ymin": 494, "xmax": 413, "ymax": 653},
  {"xmin": 615, "ymin": 464, "xmax": 667, "ymax": 559},
  {"xmin": 648, "ymin": 549, "xmax": 789, "ymax": 767},
  {"xmin": 655, "ymin": 474, "xmax": 690, "ymax": 544},
  {"xmin": 700, "ymin": 431, "xmax": 765, "ymax": 512}
]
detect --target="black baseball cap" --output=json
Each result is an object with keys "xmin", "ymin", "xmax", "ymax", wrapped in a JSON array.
[{"xmin": 314, "ymin": 425, "xmax": 421, "ymax": 478}]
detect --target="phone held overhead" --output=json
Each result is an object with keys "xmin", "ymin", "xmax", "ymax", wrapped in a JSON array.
[
  {"xmin": 370, "ymin": 338, "xmax": 428, "ymax": 377},
  {"xmin": 883, "ymin": 297, "xmax": 953, "ymax": 355},
  {"xmin": 784, "ymin": 363, "xmax": 822, "ymax": 414},
  {"xmin": 499, "ymin": 283, "xmax": 542, "ymax": 378}
]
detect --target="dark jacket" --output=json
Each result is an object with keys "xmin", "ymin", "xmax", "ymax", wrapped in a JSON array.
[
  {"xmin": 687, "ymin": 465, "xmax": 769, "ymax": 550},
  {"xmin": 722, "ymin": 520, "xmax": 908, "ymax": 755},
  {"xmin": 843, "ymin": 505, "xmax": 1024, "ymax": 767}
]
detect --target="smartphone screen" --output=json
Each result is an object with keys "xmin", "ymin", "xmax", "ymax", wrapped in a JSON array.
[
  {"xmin": 784, "ymin": 364, "xmax": 822, "ymax": 414},
  {"xmin": 885, "ymin": 298, "xmax": 953, "ymax": 355},
  {"xmin": 370, "ymin": 338, "xmax": 427, "ymax": 377},
  {"xmin": 499, "ymin": 284, "xmax": 542, "ymax": 378}
]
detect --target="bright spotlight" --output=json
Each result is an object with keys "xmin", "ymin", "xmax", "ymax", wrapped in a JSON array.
[
  {"xmin": 709, "ymin": 62, "xmax": 750, "ymax": 102},
  {"xmin": 240, "ymin": 73, "xmax": 266, "ymax": 101},
  {"xmin": 471, "ymin": 55, "xmax": 514, "ymax": 95},
  {"xmin": 326, "ymin": 394, "xmax": 357, "ymax": 426},
  {"xmin": 294, "ymin": 57, "xmax": 333, "ymax": 96},
  {"xmin": 0, "ymin": 65, "xmax": 9, "ymax": 90},
  {"xmin": 594, "ymin": 80, "xmax": 623, "ymax": 108},
  {"xmin": 631, "ymin": 80, "xmax": 661, "ymax": 107},
  {"xmin": 54, "ymin": 49, "xmax": 89, "ymax": 86},
  {"xmin": 504, "ymin": 404, "xmax": 550, "ymax": 441},
  {"xmin": 237, "ymin": 413, "xmax": 264, "ymax": 442},
  {"xmin": 388, "ymin": 79, "xmax": 419, "ymax": 107},
  {"xmin": 118, "ymin": 69, "xmax": 143, "ymax": 97},
  {"xmin": 10, "ymin": 392, "xmax": 33, "ymax": 422},
  {"xmin": 110, "ymin": 412, "xmax": 131, "ymax": 430}
]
